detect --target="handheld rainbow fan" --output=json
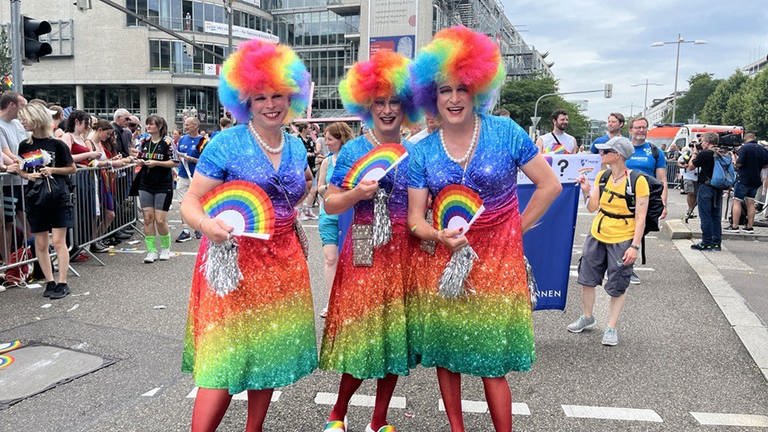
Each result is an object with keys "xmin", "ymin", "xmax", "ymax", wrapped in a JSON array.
[
  {"xmin": 432, "ymin": 184, "xmax": 485, "ymax": 234},
  {"xmin": 200, "ymin": 180, "xmax": 274, "ymax": 240},
  {"xmin": 341, "ymin": 143, "xmax": 408, "ymax": 189}
]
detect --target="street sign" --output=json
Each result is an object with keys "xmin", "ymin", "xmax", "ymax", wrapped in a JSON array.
[{"xmin": 531, "ymin": 116, "xmax": 541, "ymax": 127}]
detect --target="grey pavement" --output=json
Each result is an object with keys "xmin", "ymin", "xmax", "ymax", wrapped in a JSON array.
[{"xmin": 0, "ymin": 192, "xmax": 767, "ymax": 431}]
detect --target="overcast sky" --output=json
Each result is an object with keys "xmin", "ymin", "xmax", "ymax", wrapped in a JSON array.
[{"xmin": 501, "ymin": 0, "xmax": 768, "ymax": 121}]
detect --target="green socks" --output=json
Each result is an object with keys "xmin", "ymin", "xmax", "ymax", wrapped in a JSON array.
[
  {"xmin": 159, "ymin": 233, "xmax": 171, "ymax": 249},
  {"xmin": 145, "ymin": 235, "xmax": 157, "ymax": 252}
]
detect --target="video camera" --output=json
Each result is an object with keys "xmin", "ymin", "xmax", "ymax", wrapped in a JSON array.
[{"xmin": 718, "ymin": 133, "xmax": 743, "ymax": 148}]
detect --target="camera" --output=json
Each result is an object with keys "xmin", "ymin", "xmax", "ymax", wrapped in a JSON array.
[{"xmin": 718, "ymin": 133, "xmax": 743, "ymax": 148}]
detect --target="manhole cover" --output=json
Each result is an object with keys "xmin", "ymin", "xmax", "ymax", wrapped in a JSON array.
[{"xmin": 0, "ymin": 342, "xmax": 116, "ymax": 409}]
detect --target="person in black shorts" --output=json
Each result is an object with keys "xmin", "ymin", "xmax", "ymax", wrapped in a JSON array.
[
  {"xmin": 133, "ymin": 115, "xmax": 178, "ymax": 263},
  {"xmin": 17, "ymin": 102, "xmax": 76, "ymax": 299}
]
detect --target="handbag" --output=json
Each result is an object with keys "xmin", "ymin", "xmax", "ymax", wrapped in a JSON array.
[
  {"xmin": 524, "ymin": 255, "xmax": 538, "ymax": 310},
  {"xmin": 293, "ymin": 217, "xmax": 309, "ymax": 258},
  {"xmin": 351, "ymin": 223, "xmax": 373, "ymax": 267},
  {"xmin": 24, "ymin": 176, "xmax": 73, "ymax": 211}
]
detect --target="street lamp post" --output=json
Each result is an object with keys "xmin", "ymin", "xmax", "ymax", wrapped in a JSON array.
[
  {"xmin": 631, "ymin": 79, "xmax": 663, "ymax": 118},
  {"xmin": 651, "ymin": 34, "xmax": 706, "ymax": 123}
]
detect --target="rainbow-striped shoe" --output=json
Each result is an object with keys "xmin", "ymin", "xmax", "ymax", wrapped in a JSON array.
[
  {"xmin": 365, "ymin": 424, "xmax": 396, "ymax": 432},
  {"xmin": 322, "ymin": 417, "xmax": 347, "ymax": 432}
]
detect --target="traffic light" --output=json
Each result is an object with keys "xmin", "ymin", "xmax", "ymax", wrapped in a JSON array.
[
  {"xmin": 604, "ymin": 83, "xmax": 613, "ymax": 98},
  {"xmin": 22, "ymin": 16, "xmax": 52, "ymax": 62}
]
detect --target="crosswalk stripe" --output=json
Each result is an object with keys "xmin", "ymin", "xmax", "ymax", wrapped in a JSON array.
[
  {"xmin": 562, "ymin": 405, "xmax": 662, "ymax": 422},
  {"xmin": 186, "ymin": 387, "xmax": 281, "ymax": 402},
  {"xmin": 569, "ymin": 265, "xmax": 655, "ymax": 272},
  {"xmin": 437, "ymin": 399, "xmax": 530, "ymax": 415},
  {"xmin": 314, "ymin": 392, "xmax": 406, "ymax": 409},
  {"xmin": 141, "ymin": 387, "xmax": 161, "ymax": 397},
  {"xmin": 691, "ymin": 412, "xmax": 768, "ymax": 427}
]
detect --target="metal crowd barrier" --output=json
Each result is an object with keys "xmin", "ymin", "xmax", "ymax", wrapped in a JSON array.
[
  {"xmin": 666, "ymin": 159, "xmax": 681, "ymax": 188},
  {"xmin": 0, "ymin": 164, "xmax": 139, "ymax": 285}
]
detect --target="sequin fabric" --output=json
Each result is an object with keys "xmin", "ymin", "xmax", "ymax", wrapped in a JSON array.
[
  {"xmin": 182, "ymin": 125, "xmax": 317, "ymax": 393},
  {"xmin": 407, "ymin": 114, "xmax": 539, "ymax": 377},
  {"xmin": 319, "ymin": 135, "xmax": 413, "ymax": 379}
]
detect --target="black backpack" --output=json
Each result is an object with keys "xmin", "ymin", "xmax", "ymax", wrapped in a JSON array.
[{"xmin": 598, "ymin": 170, "xmax": 664, "ymax": 264}]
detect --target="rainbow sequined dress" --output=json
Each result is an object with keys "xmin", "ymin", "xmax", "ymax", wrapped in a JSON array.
[
  {"xmin": 319, "ymin": 136, "xmax": 415, "ymax": 379},
  {"xmin": 182, "ymin": 126, "xmax": 317, "ymax": 393},
  {"xmin": 407, "ymin": 114, "xmax": 538, "ymax": 377}
]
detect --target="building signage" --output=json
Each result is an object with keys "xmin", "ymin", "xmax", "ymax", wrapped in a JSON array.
[
  {"xmin": 204, "ymin": 21, "xmax": 278, "ymax": 43},
  {"xmin": 368, "ymin": 0, "xmax": 417, "ymax": 58}
]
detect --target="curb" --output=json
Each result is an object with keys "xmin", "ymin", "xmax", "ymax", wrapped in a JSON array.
[{"xmin": 663, "ymin": 220, "xmax": 768, "ymax": 242}]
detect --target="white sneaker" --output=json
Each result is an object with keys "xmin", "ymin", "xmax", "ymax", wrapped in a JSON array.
[
  {"xmin": 158, "ymin": 249, "xmax": 171, "ymax": 261},
  {"xmin": 144, "ymin": 251, "xmax": 158, "ymax": 263}
]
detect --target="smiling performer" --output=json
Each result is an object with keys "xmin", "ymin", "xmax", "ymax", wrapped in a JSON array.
[
  {"xmin": 180, "ymin": 39, "xmax": 317, "ymax": 432},
  {"xmin": 408, "ymin": 26, "xmax": 561, "ymax": 432},
  {"xmin": 319, "ymin": 50, "xmax": 421, "ymax": 432}
]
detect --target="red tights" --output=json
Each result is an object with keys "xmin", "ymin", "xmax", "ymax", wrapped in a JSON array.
[
  {"xmin": 191, "ymin": 387, "xmax": 274, "ymax": 432},
  {"xmin": 437, "ymin": 367, "xmax": 513, "ymax": 432},
  {"xmin": 328, "ymin": 373, "xmax": 399, "ymax": 430}
]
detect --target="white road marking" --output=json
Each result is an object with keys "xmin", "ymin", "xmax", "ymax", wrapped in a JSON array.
[
  {"xmin": 562, "ymin": 405, "xmax": 662, "ymax": 422},
  {"xmin": 302, "ymin": 224, "xmax": 318, "ymax": 228},
  {"xmin": 186, "ymin": 387, "xmax": 281, "ymax": 402},
  {"xmin": 142, "ymin": 387, "xmax": 161, "ymax": 397},
  {"xmin": 569, "ymin": 265, "xmax": 655, "ymax": 272},
  {"xmin": 437, "ymin": 399, "xmax": 530, "ymax": 415},
  {"xmin": 691, "ymin": 412, "xmax": 768, "ymax": 427},
  {"xmin": 113, "ymin": 249, "xmax": 198, "ymax": 256},
  {"xmin": 314, "ymin": 392, "xmax": 406, "ymax": 409}
]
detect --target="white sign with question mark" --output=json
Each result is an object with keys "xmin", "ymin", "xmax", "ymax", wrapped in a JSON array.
[{"xmin": 518, "ymin": 154, "xmax": 602, "ymax": 185}]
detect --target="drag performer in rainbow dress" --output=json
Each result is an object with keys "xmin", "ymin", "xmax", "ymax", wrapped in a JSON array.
[
  {"xmin": 181, "ymin": 39, "xmax": 317, "ymax": 431},
  {"xmin": 407, "ymin": 27, "xmax": 561, "ymax": 431},
  {"xmin": 319, "ymin": 50, "xmax": 421, "ymax": 432}
]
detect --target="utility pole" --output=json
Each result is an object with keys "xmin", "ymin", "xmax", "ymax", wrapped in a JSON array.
[
  {"xmin": 631, "ymin": 79, "xmax": 663, "ymax": 118},
  {"xmin": 10, "ymin": 0, "xmax": 22, "ymax": 93},
  {"xmin": 225, "ymin": 0, "xmax": 233, "ymax": 54}
]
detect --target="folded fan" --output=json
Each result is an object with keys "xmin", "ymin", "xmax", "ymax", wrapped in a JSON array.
[
  {"xmin": 341, "ymin": 143, "xmax": 408, "ymax": 189},
  {"xmin": 200, "ymin": 180, "xmax": 274, "ymax": 240}
]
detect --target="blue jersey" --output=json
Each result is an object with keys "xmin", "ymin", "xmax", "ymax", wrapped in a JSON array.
[
  {"xmin": 626, "ymin": 141, "xmax": 665, "ymax": 177},
  {"xmin": 589, "ymin": 134, "xmax": 610, "ymax": 154},
  {"xmin": 177, "ymin": 134, "xmax": 203, "ymax": 178}
]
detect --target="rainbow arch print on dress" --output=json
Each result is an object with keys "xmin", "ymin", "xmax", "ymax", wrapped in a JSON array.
[
  {"xmin": 341, "ymin": 143, "xmax": 408, "ymax": 189},
  {"xmin": 200, "ymin": 180, "xmax": 275, "ymax": 240},
  {"xmin": 0, "ymin": 354, "xmax": 14, "ymax": 369},
  {"xmin": 0, "ymin": 340, "xmax": 22, "ymax": 354},
  {"xmin": 432, "ymin": 184, "xmax": 485, "ymax": 234}
]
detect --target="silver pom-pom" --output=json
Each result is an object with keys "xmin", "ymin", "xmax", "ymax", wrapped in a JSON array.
[
  {"xmin": 203, "ymin": 238, "xmax": 243, "ymax": 297},
  {"xmin": 524, "ymin": 255, "xmax": 538, "ymax": 310},
  {"xmin": 438, "ymin": 245, "xmax": 478, "ymax": 298},
  {"xmin": 372, "ymin": 188, "xmax": 392, "ymax": 248}
]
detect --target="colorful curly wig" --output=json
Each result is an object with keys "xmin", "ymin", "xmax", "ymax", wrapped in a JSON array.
[
  {"xmin": 218, "ymin": 39, "xmax": 311, "ymax": 124},
  {"xmin": 338, "ymin": 50, "xmax": 421, "ymax": 128},
  {"xmin": 410, "ymin": 26, "xmax": 506, "ymax": 116}
]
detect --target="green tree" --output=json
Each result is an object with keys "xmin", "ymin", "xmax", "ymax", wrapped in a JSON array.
[
  {"xmin": 722, "ymin": 79, "xmax": 750, "ymax": 127},
  {"xmin": 700, "ymin": 70, "xmax": 748, "ymax": 124},
  {"xmin": 665, "ymin": 73, "xmax": 720, "ymax": 123},
  {"xmin": 497, "ymin": 75, "xmax": 589, "ymax": 141},
  {"xmin": 0, "ymin": 27, "xmax": 11, "ymax": 91},
  {"xmin": 743, "ymin": 68, "xmax": 768, "ymax": 137}
]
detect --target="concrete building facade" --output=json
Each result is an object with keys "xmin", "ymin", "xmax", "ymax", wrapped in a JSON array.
[{"xmin": 2, "ymin": 0, "xmax": 552, "ymax": 128}]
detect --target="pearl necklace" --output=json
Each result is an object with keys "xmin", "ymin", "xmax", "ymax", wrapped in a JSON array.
[
  {"xmin": 367, "ymin": 131, "xmax": 382, "ymax": 146},
  {"xmin": 440, "ymin": 114, "xmax": 479, "ymax": 165},
  {"xmin": 249, "ymin": 121, "xmax": 284, "ymax": 154}
]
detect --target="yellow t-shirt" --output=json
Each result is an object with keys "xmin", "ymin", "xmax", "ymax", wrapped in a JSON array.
[{"xmin": 590, "ymin": 169, "xmax": 650, "ymax": 244}]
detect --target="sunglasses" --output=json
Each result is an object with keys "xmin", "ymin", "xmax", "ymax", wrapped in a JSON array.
[{"xmin": 599, "ymin": 149, "xmax": 617, "ymax": 155}]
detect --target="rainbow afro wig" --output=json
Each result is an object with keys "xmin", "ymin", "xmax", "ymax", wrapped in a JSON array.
[
  {"xmin": 411, "ymin": 26, "xmax": 505, "ymax": 116},
  {"xmin": 218, "ymin": 39, "xmax": 311, "ymax": 124},
  {"xmin": 338, "ymin": 50, "xmax": 421, "ymax": 128}
]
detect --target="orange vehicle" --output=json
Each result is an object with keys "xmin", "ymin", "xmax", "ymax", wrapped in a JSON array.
[{"xmin": 647, "ymin": 123, "xmax": 744, "ymax": 150}]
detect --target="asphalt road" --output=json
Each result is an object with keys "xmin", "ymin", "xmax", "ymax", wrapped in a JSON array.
[{"xmin": 1, "ymin": 194, "xmax": 767, "ymax": 431}]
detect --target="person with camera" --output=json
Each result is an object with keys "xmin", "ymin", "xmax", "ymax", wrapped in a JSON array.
[
  {"xmin": 17, "ymin": 102, "xmax": 77, "ymax": 299},
  {"xmin": 678, "ymin": 141, "xmax": 700, "ymax": 222},
  {"xmin": 689, "ymin": 132, "xmax": 724, "ymax": 250},
  {"xmin": 724, "ymin": 132, "xmax": 768, "ymax": 233}
]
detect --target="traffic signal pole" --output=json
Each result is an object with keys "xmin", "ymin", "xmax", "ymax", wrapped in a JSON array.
[{"xmin": 10, "ymin": 0, "xmax": 23, "ymax": 92}]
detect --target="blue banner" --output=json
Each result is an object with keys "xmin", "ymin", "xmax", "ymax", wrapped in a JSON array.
[{"xmin": 518, "ymin": 183, "xmax": 581, "ymax": 311}]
